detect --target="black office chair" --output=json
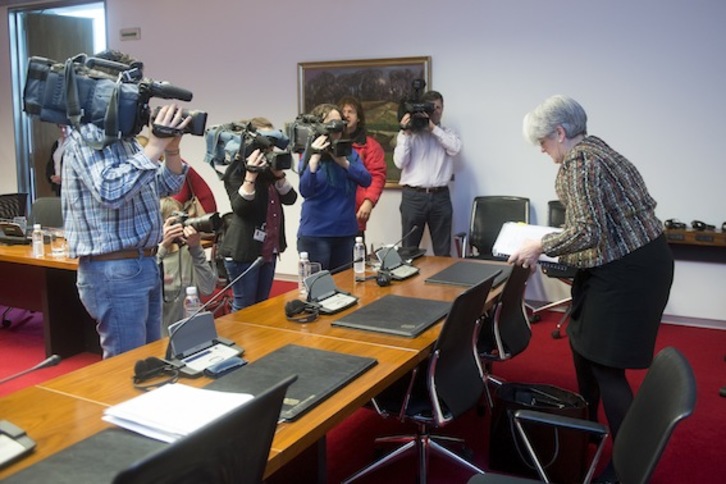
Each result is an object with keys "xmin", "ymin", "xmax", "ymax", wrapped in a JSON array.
[
  {"xmin": 113, "ymin": 374, "xmax": 296, "ymax": 484},
  {"xmin": 29, "ymin": 196, "xmax": 63, "ymax": 228},
  {"xmin": 468, "ymin": 346, "xmax": 697, "ymax": 484},
  {"xmin": 455, "ymin": 196, "xmax": 530, "ymax": 259},
  {"xmin": 477, "ymin": 264, "xmax": 532, "ymax": 407},
  {"xmin": 0, "ymin": 193, "xmax": 29, "ymax": 328},
  {"xmin": 0, "ymin": 193, "xmax": 28, "ymax": 220},
  {"xmin": 342, "ymin": 274, "xmax": 499, "ymax": 484},
  {"xmin": 529, "ymin": 201, "xmax": 578, "ymax": 334}
]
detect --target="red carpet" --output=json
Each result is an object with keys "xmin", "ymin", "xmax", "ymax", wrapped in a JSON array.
[{"xmin": 1, "ymin": 296, "xmax": 724, "ymax": 483}]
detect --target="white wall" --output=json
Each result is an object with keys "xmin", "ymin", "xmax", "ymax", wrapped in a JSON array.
[{"xmin": 1, "ymin": 0, "xmax": 725, "ymax": 322}]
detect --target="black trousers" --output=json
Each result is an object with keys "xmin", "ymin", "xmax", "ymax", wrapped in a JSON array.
[{"xmin": 399, "ymin": 187, "xmax": 452, "ymax": 256}]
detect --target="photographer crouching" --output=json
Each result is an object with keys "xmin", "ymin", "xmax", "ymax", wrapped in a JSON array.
[{"xmin": 61, "ymin": 50, "xmax": 193, "ymax": 358}]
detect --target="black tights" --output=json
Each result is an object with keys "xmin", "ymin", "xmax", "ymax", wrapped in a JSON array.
[{"xmin": 571, "ymin": 346, "xmax": 634, "ymax": 439}]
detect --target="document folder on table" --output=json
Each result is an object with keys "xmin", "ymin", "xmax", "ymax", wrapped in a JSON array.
[
  {"xmin": 206, "ymin": 344, "xmax": 377, "ymax": 421},
  {"xmin": 491, "ymin": 222, "xmax": 562, "ymax": 264},
  {"xmin": 425, "ymin": 260, "xmax": 511, "ymax": 288},
  {"xmin": 333, "ymin": 295, "xmax": 451, "ymax": 337}
]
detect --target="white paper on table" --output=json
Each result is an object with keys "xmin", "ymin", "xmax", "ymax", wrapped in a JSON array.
[{"xmin": 492, "ymin": 222, "xmax": 563, "ymax": 263}]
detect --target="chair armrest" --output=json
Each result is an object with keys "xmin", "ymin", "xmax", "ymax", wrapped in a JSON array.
[
  {"xmin": 514, "ymin": 409, "xmax": 608, "ymax": 437},
  {"xmin": 454, "ymin": 232, "xmax": 468, "ymax": 258}
]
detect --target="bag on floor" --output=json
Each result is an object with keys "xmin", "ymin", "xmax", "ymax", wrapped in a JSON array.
[{"xmin": 489, "ymin": 382, "xmax": 589, "ymax": 484}]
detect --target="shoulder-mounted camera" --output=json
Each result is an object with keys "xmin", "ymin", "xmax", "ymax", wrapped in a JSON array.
[
  {"xmin": 22, "ymin": 53, "xmax": 207, "ymax": 149},
  {"xmin": 204, "ymin": 122, "xmax": 293, "ymax": 179},
  {"xmin": 398, "ymin": 78, "xmax": 435, "ymax": 132}
]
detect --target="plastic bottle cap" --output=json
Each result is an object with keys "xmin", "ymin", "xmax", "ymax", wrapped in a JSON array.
[
  {"xmin": 300, "ymin": 251, "xmax": 309, "ymax": 260},
  {"xmin": 355, "ymin": 236, "xmax": 363, "ymax": 243},
  {"xmin": 33, "ymin": 224, "xmax": 41, "ymax": 230},
  {"xmin": 186, "ymin": 286, "xmax": 198, "ymax": 296}
]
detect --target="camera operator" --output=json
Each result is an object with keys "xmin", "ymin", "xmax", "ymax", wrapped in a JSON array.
[
  {"xmin": 393, "ymin": 90, "xmax": 461, "ymax": 256},
  {"xmin": 298, "ymin": 104, "xmax": 372, "ymax": 272},
  {"xmin": 338, "ymin": 96, "xmax": 386, "ymax": 238},
  {"xmin": 61, "ymin": 50, "xmax": 192, "ymax": 358},
  {"xmin": 158, "ymin": 198, "xmax": 216, "ymax": 335},
  {"xmin": 220, "ymin": 117, "xmax": 298, "ymax": 311}
]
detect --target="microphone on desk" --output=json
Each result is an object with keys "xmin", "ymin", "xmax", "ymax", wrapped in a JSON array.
[
  {"xmin": 0, "ymin": 354, "xmax": 61, "ymax": 385},
  {"xmin": 376, "ymin": 225, "xmax": 418, "ymax": 287},
  {"xmin": 163, "ymin": 256, "xmax": 264, "ymax": 362}
]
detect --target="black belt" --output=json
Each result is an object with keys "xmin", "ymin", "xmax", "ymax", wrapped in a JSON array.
[
  {"xmin": 404, "ymin": 185, "xmax": 448, "ymax": 194},
  {"xmin": 83, "ymin": 247, "xmax": 158, "ymax": 262}
]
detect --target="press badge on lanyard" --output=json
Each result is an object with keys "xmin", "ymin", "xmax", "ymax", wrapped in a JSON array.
[{"xmin": 253, "ymin": 223, "xmax": 267, "ymax": 242}]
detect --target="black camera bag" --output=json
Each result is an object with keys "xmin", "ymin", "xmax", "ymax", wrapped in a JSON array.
[{"xmin": 489, "ymin": 382, "xmax": 589, "ymax": 484}]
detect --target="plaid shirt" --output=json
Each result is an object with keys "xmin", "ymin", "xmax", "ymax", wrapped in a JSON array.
[
  {"xmin": 542, "ymin": 136, "xmax": 663, "ymax": 268},
  {"xmin": 61, "ymin": 125, "xmax": 186, "ymax": 258}
]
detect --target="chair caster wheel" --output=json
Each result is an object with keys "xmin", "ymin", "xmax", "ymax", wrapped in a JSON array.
[
  {"xmin": 529, "ymin": 314, "xmax": 541, "ymax": 323},
  {"xmin": 2, "ymin": 319, "xmax": 11, "ymax": 328}
]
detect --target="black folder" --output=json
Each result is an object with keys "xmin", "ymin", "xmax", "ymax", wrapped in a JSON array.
[
  {"xmin": 206, "ymin": 344, "xmax": 377, "ymax": 421},
  {"xmin": 425, "ymin": 260, "xmax": 511, "ymax": 288},
  {"xmin": 332, "ymin": 295, "xmax": 451, "ymax": 337}
]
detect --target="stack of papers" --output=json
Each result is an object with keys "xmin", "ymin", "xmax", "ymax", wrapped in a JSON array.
[
  {"xmin": 492, "ymin": 222, "xmax": 563, "ymax": 263},
  {"xmin": 103, "ymin": 383, "xmax": 253, "ymax": 443}
]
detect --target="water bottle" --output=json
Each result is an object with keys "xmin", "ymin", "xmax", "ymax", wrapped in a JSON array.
[
  {"xmin": 31, "ymin": 224, "xmax": 45, "ymax": 258},
  {"xmin": 353, "ymin": 236, "xmax": 366, "ymax": 282},
  {"xmin": 183, "ymin": 286, "xmax": 202, "ymax": 318},
  {"xmin": 298, "ymin": 252, "xmax": 311, "ymax": 297}
]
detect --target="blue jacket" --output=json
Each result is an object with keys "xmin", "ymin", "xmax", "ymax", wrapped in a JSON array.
[{"xmin": 298, "ymin": 150, "xmax": 371, "ymax": 237}]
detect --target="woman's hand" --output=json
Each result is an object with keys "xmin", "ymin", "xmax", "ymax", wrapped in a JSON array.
[
  {"xmin": 507, "ymin": 238, "xmax": 544, "ymax": 272},
  {"xmin": 183, "ymin": 225, "xmax": 201, "ymax": 248},
  {"xmin": 245, "ymin": 149, "xmax": 265, "ymax": 181},
  {"xmin": 161, "ymin": 217, "xmax": 184, "ymax": 249},
  {"xmin": 308, "ymin": 135, "xmax": 329, "ymax": 173}
]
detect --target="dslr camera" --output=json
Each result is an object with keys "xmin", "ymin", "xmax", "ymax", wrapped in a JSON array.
[
  {"xmin": 204, "ymin": 122, "xmax": 293, "ymax": 178},
  {"xmin": 170, "ymin": 211, "xmax": 222, "ymax": 234},
  {"xmin": 398, "ymin": 78, "xmax": 435, "ymax": 131},
  {"xmin": 23, "ymin": 53, "xmax": 207, "ymax": 147},
  {"xmin": 286, "ymin": 114, "xmax": 352, "ymax": 157}
]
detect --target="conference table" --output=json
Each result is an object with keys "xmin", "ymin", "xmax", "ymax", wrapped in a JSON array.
[
  {"xmin": 0, "ymin": 256, "xmax": 507, "ymax": 482},
  {"xmin": 0, "ymin": 243, "xmax": 100, "ymax": 356}
]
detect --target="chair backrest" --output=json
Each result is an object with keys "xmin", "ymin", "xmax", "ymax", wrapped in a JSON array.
[
  {"xmin": 432, "ymin": 272, "xmax": 498, "ymax": 421},
  {"xmin": 30, "ymin": 197, "xmax": 63, "ymax": 228},
  {"xmin": 613, "ymin": 347, "xmax": 696, "ymax": 484},
  {"xmin": 113, "ymin": 374, "xmax": 296, "ymax": 484},
  {"xmin": 547, "ymin": 200, "xmax": 566, "ymax": 228},
  {"xmin": 469, "ymin": 196, "xmax": 530, "ymax": 257},
  {"xmin": 0, "ymin": 193, "xmax": 28, "ymax": 219},
  {"xmin": 491, "ymin": 264, "xmax": 531, "ymax": 358}
]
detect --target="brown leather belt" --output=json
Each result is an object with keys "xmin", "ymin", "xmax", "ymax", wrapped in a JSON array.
[
  {"xmin": 404, "ymin": 185, "xmax": 448, "ymax": 194},
  {"xmin": 84, "ymin": 247, "xmax": 158, "ymax": 262}
]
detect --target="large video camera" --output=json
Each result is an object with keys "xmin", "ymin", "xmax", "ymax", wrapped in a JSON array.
[
  {"xmin": 23, "ymin": 53, "xmax": 207, "ymax": 147},
  {"xmin": 171, "ymin": 211, "xmax": 222, "ymax": 234},
  {"xmin": 204, "ymin": 122, "xmax": 293, "ymax": 179},
  {"xmin": 286, "ymin": 114, "xmax": 352, "ymax": 157},
  {"xmin": 397, "ymin": 78, "xmax": 435, "ymax": 132}
]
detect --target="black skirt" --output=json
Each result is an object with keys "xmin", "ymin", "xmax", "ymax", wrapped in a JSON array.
[{"xmin": 567, "ymin": 234, "xmax": 674, "ymax": 369}]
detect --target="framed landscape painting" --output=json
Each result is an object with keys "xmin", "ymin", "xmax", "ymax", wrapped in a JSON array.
[{"xmin": 297, "ymin": 56, "xmax": 431, "ymax": 186}]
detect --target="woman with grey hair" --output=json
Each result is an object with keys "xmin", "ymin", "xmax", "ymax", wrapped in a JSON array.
[{"xmin": 509, "ymin": 95, "xmax": 674, "ymax": 483}]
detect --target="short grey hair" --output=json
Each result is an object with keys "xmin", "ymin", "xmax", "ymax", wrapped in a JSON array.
[{"xmin": 523, "ymin": 95, "xmax": 588, "ymax": 145}]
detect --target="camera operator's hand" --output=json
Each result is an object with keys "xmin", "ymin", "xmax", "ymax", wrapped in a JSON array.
[
  {"xmin": 307, "ymin": 135, "xmax": 330, "ymax": 173},
  {"xmin": 182, "ymin": 225, "xmax": 202, "ymax": 248},
  {"xmin": 144, "ymin": 104, "xmax": 191, "ymax": 174},
  {"xmin": 399, "ymin": 113, "xmax": 413, "ymax": 134},
  {"xmin": 161, "ymin": 217, "xmax": 185, "ymax": 249}
]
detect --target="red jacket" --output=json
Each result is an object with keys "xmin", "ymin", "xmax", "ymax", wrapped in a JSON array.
[
  {"xmin": 172, "ymin": 166, "xmax": 218, "ymax": 213},
  {"xmin": 354, "ymin": 136, "xmax": 386, "ymax": 231}
]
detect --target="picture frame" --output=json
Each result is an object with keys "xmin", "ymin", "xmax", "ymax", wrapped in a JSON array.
[{"xmin": 297, "ymin": 56, "xmax": 431, "ymax": 186}]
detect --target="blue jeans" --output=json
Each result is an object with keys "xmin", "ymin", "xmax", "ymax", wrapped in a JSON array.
[
  {"xmin": 297, "ymin": 236, "xmax": 355, "ymax": 273},
  {"xmin": 76, "ymin": 256, "xmax": 162, "ymax": 358},
  {"xmin": 224, "ymin": 258, "xmax": 277, "ymax": 312}
]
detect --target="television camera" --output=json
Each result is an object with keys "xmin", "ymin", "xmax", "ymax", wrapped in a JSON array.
[
  {"xmin": 204, "ymin": 122, "xmax": 293, "ymax": 180},
  {"xmin": 286, "ymin": 114, "xmax": 352, "ymax": 158},
  {"xmin": 397, "ymin": 78, "xmax": 435, "ymax": 131},
  {"xmin": 23, "ymin": 53, "xmax": 207, "ymax": 148}
]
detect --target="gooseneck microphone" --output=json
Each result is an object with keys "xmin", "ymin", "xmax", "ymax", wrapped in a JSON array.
[
  {"xmin": 0, "ymin": 354, "xmax": 61, "ymax": 385},
  {"xmin": 164, "ymin": 256, "xmax": 264, "ymax": 361},
  {"xmin": 379, "ymin": 225, "xmax": 419, "ymax": 271}
]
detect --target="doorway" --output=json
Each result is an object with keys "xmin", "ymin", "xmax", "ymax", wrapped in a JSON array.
[{"xmin": 8, "ymin": 2, "xmax": 105, "ymax": 203}]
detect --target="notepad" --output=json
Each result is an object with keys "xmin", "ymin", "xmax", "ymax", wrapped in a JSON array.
[{"xmin": 333, "ymin": 295, "xmax": 451, "ymax": 337}]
